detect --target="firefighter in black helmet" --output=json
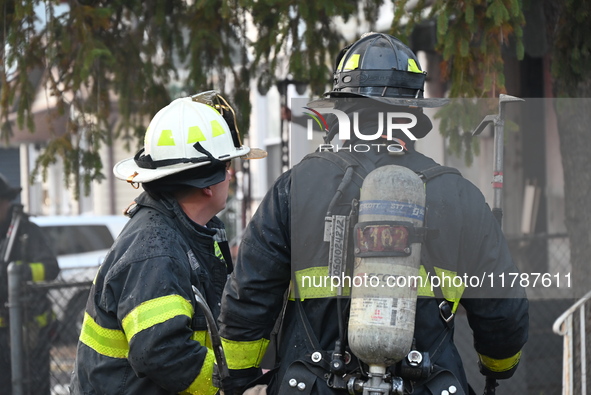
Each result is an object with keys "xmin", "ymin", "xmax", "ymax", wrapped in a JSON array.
[{"xmin": 218, "ymin": 33, "xmax": 528, "ymax": 395}]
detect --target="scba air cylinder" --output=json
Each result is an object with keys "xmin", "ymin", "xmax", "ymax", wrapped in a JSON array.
[{"xmin": 348, "ymin": 165, "xmax": 426, "ymax": 367}]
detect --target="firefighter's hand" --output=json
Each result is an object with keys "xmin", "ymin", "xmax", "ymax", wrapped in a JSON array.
[{"xmin": 213, "ymin": 365, "xmax": 260, "ymax": 395}]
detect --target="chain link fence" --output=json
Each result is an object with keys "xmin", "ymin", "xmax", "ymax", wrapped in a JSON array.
[
  {"xmin": 3, "ymin": 233, "xmax": 578, "ymax": 394},
  {"xmin": 458, "ymin": 233, "xmax": 575, "ymax": 395},
  {"xmin": 3, "ymin": 266, "xmax": 93, "ymax": 395}
]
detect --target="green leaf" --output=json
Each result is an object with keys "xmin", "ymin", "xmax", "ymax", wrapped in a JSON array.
[
  {"xmin": 437, "ymin": 9, "xmax": 449, "ymax": 36},
  {"xmin": 516, "ymin": 40, "xmax": 525, "ymax": 60},
  {"xmin": 465, "ymin": 4, "xmax": 474, "ymax": 24},
  {"xmin": 460, "ymin": 39, "xmax": 469, "ymax": 57}
]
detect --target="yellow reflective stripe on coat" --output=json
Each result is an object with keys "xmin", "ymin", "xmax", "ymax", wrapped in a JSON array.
[
  {"xmin": 478, "ymin": 351, "xmax": 522, "ymax": 372},
  {"xmin": 289, "ymin": 265, "xmax": 464, "ymax": 308},
  {"xmin": 15, "ymin": 261, "xmax": 45, "ymax": 282},
  {"xmin": 221, "ymin": 337, "xmax": 270, "ymax": 370},
  {"xmin": 28, "ymin": 262, "xmax": 45, "ymax": 282},
  {"xmin": 289, "ymin": 266, "xmax": 336, "ymax": 300},
  {"xmin": 417, "ymin": 265, "xmax": 465, "ymax": 313},
  {"xmin": 213, "ymin": 241, "xmax": 223, "ymax": 260},
  {"xmin": 122, "ymin": 295, "xmax": 194, "ymax": 341},
  {"xmin": 80, "ymin": 313, "xmax": 212, "ymax": 363},
  {"xmin": 180, "ymin": 348, "xmax": 217, "ymax": 395},
  {"xmin": 191, "ymin": 330, "xmax": 212, "ymax": 349},
  {"xmin": 34, "ymin": 311, "xmax": 54, "ymax": 328},
  {"xmin": 79, "ymin": 312, "xmax": 129, "ymax": 359}
]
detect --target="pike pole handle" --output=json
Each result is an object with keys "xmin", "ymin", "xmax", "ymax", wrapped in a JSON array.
[
  {"xmin": 191, "ymin": 286, "xmax": 230, "ymax": 380},
  {"xmin": 472, "ymin": 95, "xmax": 524, "ymax": 229},
  {"xmin": 492, "ymin": 208, "xmax": 503, "ymax": 226}
]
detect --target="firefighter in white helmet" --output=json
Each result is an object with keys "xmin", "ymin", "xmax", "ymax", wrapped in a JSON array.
[
  {"xmin": 217, "ymin": 33, "xmax": 528, "ymax": 395},
  {"xmin": 70, "ymin": 92, "xmax": 265, "ymax": 395}
]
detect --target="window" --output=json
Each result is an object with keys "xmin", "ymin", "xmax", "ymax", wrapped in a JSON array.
[{"xmin": 42, "ymin": 225, "xmax": 115, "ymax": 256}]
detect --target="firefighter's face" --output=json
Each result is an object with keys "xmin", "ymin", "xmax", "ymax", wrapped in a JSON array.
[{"xmin": 208, "ymin": 161, "xmax": 232, "ymax": 212}]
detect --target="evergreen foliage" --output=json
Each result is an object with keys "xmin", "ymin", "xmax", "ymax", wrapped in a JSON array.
[
  {"xmin": 0, "ymin": 0, "xmax": 586, "ymax": 189},
  {"xmin": 391, "ymin": 0, "xmax": 524, "ymax": 164}
]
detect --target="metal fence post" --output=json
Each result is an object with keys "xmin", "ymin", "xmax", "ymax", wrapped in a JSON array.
[{"xmin": 7, "ymin": 262, "xmax": 24, "ymax": 395}]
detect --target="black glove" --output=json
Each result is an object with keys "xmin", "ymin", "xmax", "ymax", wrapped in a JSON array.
[{"xmin": 213, "ymin": 365, "xmax": 260, "ymax": 395}]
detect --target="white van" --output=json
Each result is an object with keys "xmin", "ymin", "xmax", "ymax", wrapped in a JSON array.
[{"xmin": 30, "ymin": 215, "xmax": 129, "ymax": 343}]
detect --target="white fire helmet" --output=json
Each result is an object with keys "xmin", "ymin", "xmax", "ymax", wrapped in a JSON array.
[{"xmin": 113, "ymin": 92, "xmax": 266, "ymax": 186}]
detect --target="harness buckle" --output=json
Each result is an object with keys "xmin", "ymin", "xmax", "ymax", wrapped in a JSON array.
[{"xmin": 438, "ymin": 300, "xmax": 455, "ymax": 325}]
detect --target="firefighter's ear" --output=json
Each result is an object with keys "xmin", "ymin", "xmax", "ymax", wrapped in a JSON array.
[{"xmin": 202, "ymin": 187, "xmax": 213, "ymax": 197}]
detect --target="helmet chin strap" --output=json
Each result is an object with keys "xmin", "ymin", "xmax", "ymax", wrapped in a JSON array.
[
  {"xmin": 323, "ymin": 127, "xmax": 339, "ymax": 145},
  {"xmin": 192, "ymin": 142, "xmax": 224, "ymax": 168}
]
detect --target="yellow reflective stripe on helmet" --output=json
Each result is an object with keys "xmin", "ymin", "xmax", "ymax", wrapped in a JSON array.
[
  {"xmin": 157, "ymin": 129, "xmax": 176, "ymax": 146},
  {"xmin": 407, "ymin": 59, "xmax": 422, "ymax": 73},
  {"xmin": 342, "ymin": 54, "xmax": 360, "ymax": 71},
  {"xmin": 29, "ymin": 262, "xmax": 45, "ymax": 283},
  {"xmin": 122, "ymin": 295, "xmax": 194, "ymax": 341},
  {"xmin": 221, "ymin": 337, "xmax": 270, "ymax": 370},
  {"xmin": 433, "ymin": 266, "xmax": 465, "ymax": 312},
  {"xmin": 180, "ymin": 348, "xmax": 217, "ymax": 395},
  {"xmin": 188, "ymin": 125, "xmax": 206, "ymax": 143},
  {"xmin": 478, "ymin": 351, "xmax": 522, "ymax": 372},
  {"xmin": 211, "ymin": 120, "xmax": 226, "ymax": 137},
  {"xmin": 79, "ymin": 312, "xmax": 129, "ymax": 359}
]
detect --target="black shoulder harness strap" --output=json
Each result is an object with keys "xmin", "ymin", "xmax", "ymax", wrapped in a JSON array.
[
  {"xmin": 293, "ymin": 152, "xmax": 463, "ymax": 366},
  {"xmin": 413, "ymin": 165, "xmax": 462, "ymax": 329},
  {"xmin": 416, "ymin": 165, "xmax": 461, "ymax": 182},
  {"xmin": 306, "ymin": 151, "xmax": 461, "ymax": 183},
  {"xmin": 305, "ymin": 151, "xmax": 376, "ymax": 187}
]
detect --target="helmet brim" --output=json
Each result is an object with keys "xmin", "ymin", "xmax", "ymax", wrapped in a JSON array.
[
  {"xmin": 308, "ymin": 92, "xmax": 450, "ymax": 108},
  {"xmin": 113, "ymin": 146, "xmax": 266, "ymax": 184},
  {"xmin": 241, "ymin": 147, "xmax": 268, "ymax": 160},
  {"xmin": 0, "ymin": 187, "xmax": 22, "ymax": 201}
]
